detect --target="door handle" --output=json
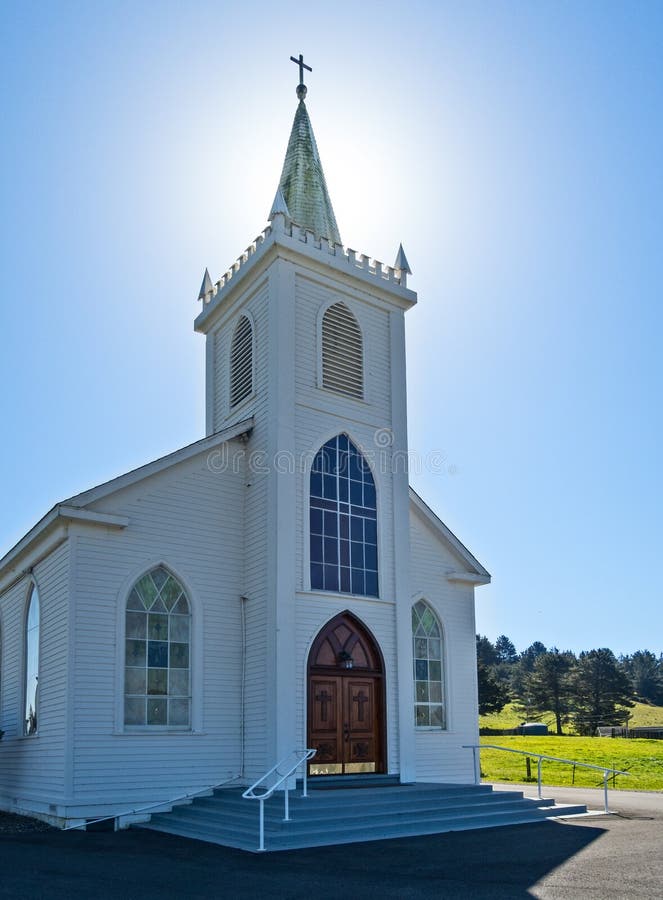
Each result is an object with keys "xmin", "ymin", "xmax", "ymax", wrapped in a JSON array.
[{"xmin": 343, "ymin": 723, "xmax": 350, "ymax": 742}]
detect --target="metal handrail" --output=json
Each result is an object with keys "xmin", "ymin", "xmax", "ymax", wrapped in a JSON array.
[
  {"xmin": 463, "ymin": 743, "xmax": 629, "ymax": 813},
  {"xmin": 243, "ymin": 748, "xmax": 317, "ymax": 851}
]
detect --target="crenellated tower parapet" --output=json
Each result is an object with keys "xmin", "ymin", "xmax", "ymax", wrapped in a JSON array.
[{"xmin": 195, "ymin": 212, "xmax": 414, "ymax": 333}]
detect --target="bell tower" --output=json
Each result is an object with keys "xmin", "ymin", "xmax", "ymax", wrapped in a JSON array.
[{"xmin": 193, "ymin": 59, "xmax": 418, "ymax": 782}]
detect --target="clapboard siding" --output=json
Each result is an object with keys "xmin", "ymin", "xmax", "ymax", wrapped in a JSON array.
[
  {"xmin": 0, "ymin": 541, "xmax": 70, "ymax": 810},
  {"xmin": 71, "ymin": 448, "xmax": 246, "ymax": 804},
  {"xmin": 234, "ymin": 286, "xmax": 269, "ymax": 779},
  {"xmin": 409, "ymin": 509, "xmax": 479, "ymax": 783}
]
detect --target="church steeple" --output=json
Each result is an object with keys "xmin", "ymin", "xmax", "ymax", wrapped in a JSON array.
[{"xmin": 270, "ymin": 57, "xmax": 341, "ymax": 245}]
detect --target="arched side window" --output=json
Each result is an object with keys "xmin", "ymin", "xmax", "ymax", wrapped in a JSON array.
[
  {"xmin": 24, "ymin": 584, "xmax": 40, "ymax": 736},
  {"xmin": 124, "ymin": 567, "xmax": 191, "ymax": 729},
  {"xmin": 310, "ymin": 434, "xmax": 378, "ymax": 597},
  {"xmin": 412, "ymin": 600, "xmax": 445, "ymax": 728},
  {"xmin": 321, "ymin": 302, "xmax": 363, "ymax": 399},
  {"xmin": 230, "ymin": 315, "xmax": 253, "ymax": 408}
]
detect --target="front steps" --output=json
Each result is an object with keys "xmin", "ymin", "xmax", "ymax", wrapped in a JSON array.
[{"xmin": 136, "ymin": 781, "xmax": 587, "ymax": 852}]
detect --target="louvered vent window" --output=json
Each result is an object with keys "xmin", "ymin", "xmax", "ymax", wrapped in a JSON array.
[
  {"xmin": 230, "ymin": 315, "xmax": 253, "ymax": 408},
  {"xmin": 322, "ymin": 302, "xmax": 363, "ymax": 399}
]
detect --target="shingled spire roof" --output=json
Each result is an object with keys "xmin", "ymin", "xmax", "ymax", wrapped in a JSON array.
[{"xmin": 274, "ymin": 99, "xmax": 341, "ymax": 245}]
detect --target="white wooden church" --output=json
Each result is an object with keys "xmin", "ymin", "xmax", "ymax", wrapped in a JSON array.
[{"xmin": 0, "ymin": 64, "xmax": 491, "ymax": 830}]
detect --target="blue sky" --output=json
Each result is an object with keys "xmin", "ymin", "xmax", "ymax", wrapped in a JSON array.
[{"xmin": 1, "ymin": 1, "xmax": 661, "ymax": 656}]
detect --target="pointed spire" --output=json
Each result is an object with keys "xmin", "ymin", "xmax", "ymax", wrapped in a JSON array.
[
  {"xmin": 394, "ymin": 243, "xmax": 412, "ymax": 275},
  {"xmin": 268, "ymin": 187, "xmax": 290, "ymax": 221},
  {"xmin": 197, "ymin": 267, "xmax": 213, "ymax": 301},
  {"xmin": 275, "ymin": 98, "xmax": 341, "ymax": 245}
]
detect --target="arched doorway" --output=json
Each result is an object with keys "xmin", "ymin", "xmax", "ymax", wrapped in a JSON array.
[{"xmin": 307, "ymin": 612, "xmax": 386, "ymax": 776}]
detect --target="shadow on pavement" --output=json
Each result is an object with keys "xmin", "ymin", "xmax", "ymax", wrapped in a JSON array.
[{"xmin": 0, "ymin": 819, "xmax": 607, "ymax": 899}]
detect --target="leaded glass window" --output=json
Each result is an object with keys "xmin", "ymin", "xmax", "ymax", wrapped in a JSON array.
[
  {"xmin": 412, "ymin": 600, "xmax": 445, "ymax": 728},
  {"xmin": 24, "ymin": 585, "xmax": 39, "ymax": 736},
  {"xmin": 124, "ymin": 567, "xmax": 191, "ymax": 728},
  {"xmin": 310, "ymin": 434, "xmax": 378, "ymax": 597}
]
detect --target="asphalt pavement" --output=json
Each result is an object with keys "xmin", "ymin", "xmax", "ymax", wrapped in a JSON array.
[{"xmin": 0, "ymin": 786, "xmax": 661, "ymax": 899}]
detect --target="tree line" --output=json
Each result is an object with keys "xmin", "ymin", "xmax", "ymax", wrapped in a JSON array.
[{"xmin": 476, "ymin": 634, "xmax": 663, "ymax": 735}]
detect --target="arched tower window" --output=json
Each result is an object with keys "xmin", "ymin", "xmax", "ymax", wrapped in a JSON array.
[
  {"xmin": 310, "ymin": 435, "xmax": 378, "ymax": 597},
  {"xmin": 230, "ymin": 315, "xmax": 254, "ymax": 408},
  {"xmin": 24, "ymin": 584, "xmax": 40, "ymax": 735},
  {"xmin": 412, "ymin": 600, "xmax": 445, "ymax": 728},
  {"xmin": 321, "ymin": 302, "xmax": 363, "ymax": 399},
  {"xmin": 124, "ymin": 567, "xmax": 191, "ymax": 729}
]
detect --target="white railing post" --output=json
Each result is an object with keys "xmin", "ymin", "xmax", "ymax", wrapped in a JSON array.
[
  {"xmin": 284, "ymin": 785, "xmax": 290, "ymax": 822},
  {"xmin": 258, "ymin": 799, "xmax": 265, "ymax": 852},
  {"xmin": 537, "ymin": 757, "xmax": 543, "ymax": 799},
  {"xmin": 471, "ymin": 746, "xmax": 479, "ymax": 784},
  {"xmin": 603, "ymin": 770, "xmax": 610, "ymax": 813},
  {"xmin": 302, "ymin": 761, "xmax": 308, "ymax": 797}
]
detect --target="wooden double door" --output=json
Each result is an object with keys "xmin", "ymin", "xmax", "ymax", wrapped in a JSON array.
[{"xmin": 307, "ymin": 613, "xmax": 385, "ymax": 776}]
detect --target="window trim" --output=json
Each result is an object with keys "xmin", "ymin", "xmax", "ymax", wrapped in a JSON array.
[
  {"xmin": 316, "ymin": 299, "xmax": 366, "ymax": 401},
  {"xmin": 228, "ymin": 312, "xmax": 256, "ymax": 413},
  {"xmin": 308, "ymin": 432, "xmax": 380, "ymax": 598},
  {"xmin": 22, "ymin": 580, "xmax": 40, "ymax": 737},
  {"xmin": 412, "ymin": 598, "xmax": 447, "ymax": 731},
  {"xmin": 116, "ymin": 561, "xmax": 200, "ymax": 734}
]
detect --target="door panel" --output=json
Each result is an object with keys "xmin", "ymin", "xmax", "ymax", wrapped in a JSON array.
[{"xmin": 309, "ymin": 674, "xmax": 382, "ymax": 775}]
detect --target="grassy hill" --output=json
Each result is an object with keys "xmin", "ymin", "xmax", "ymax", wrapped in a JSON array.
[{"xmin": 479, "ymin": 700, "xmax": 663, "ymax": 733}]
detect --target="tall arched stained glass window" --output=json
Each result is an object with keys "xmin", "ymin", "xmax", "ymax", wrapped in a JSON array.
[
  {"xmin": 124, "ymin": 567, "xmax": 191, "ymax": 729},
  {"xmin": 412, "ymin": 600, "xmax": 445, "ymax": 728},
  {"xmin": 310, "ymin": 435, "xmax": 378, "ymax": 597},
  {"xmin": 24, "ymin": 585, "xmax": 40, "ymax": 736}
]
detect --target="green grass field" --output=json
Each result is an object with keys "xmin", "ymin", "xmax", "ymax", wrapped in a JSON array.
[
  {"xmin": 478, "ymin": 702, "xmax": 663, "ymax": 791},
  {"xmin": 478, "ymin": 735, "xmax": 663, "ymax": 791}
]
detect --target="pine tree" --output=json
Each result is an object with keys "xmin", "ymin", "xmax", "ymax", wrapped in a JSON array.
[
  {"xmin": 621, "ymin": 650, "xmax": 663, "ymax": 705},
  {"xmin": 527, "ymin": 649, "xmax": 575, "ymax": 734},
  {"xmin": 570, "ymin": 649, "xmax": 634, "ymax": 735},
  {"xmin": 477, "ymin": 659, "xmax": 510, "ymax": 715}
]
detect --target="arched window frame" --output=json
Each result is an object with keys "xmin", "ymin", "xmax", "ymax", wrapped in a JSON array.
[
  {"xmin": 308, "ymin": 433, "xmax": 379, "ymax": 598},
  {"xmin": 121, "ymin": 565, "xmax": 193, "ymax": 731},
  {"xmin": 317, "ymin": 300, "xmax": 366, "ymax": 401},
  {"xmin": 228, "ymin": 312, "xmax": 255, "ymax": 411},
  {"xmin": 23, "ymin": 581, "xmax": 40, "ymax": 737},
  {"xmin": 412, "ymin": 599, "xmax": 447, "ymax": 730}
]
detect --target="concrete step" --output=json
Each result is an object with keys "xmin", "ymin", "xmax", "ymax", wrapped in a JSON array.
[
  {"xmin": 135, "ymin": 782, "xmax": 588, "ymax": 852},
  {"xmin": 153, "ymin": 795, "xmax": 556, "ymax": 834}
]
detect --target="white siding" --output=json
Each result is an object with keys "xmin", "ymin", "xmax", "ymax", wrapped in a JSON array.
[
  {"xmin": 70, "ymin": 447, "xmax": 246, "ymax": 810},
  {"xmin": 0, "ymin": 541, "xmax": 70, "ymax": 814},
  {"xmin": 409, "ymin": 508, "xmax": 479, "ymax": 783}
]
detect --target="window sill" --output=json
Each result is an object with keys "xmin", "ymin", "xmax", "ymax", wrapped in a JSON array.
[
  {"xmin": 297, "ymin": 590, "xmax": 394, "ymax": 605},
  {"xmin": 415, "ymin": 727, "xmax": 451, "ymax": 733},
  {"xmin": 114, "ymin": 730, "xmax": 206, "ymax": 736}
]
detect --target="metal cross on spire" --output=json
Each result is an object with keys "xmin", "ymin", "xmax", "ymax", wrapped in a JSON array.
[{"xmin": 290, "ymin": 53, "xmax": 312, "ymax": 100}]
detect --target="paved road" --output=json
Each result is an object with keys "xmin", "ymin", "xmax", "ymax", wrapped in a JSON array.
[
  {"xmin": 0, "ymin": 788, "xmax": 661, "ymax": 899},
  {"xmin": 490, "ymin": 781, "xmax": 663, "ymax": 816}
]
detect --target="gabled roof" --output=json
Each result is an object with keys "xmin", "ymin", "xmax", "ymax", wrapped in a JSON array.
[
  {"xmin": 409, "ymin": 487, "xmax": 491, "ymax": 585},
  {"xmin": 274, "ymin": 99, "xmax": 341, "ymax": 245},
  {"xmin": 0, "ymin": 419, "xmax": 253, "ymax": 579}
]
